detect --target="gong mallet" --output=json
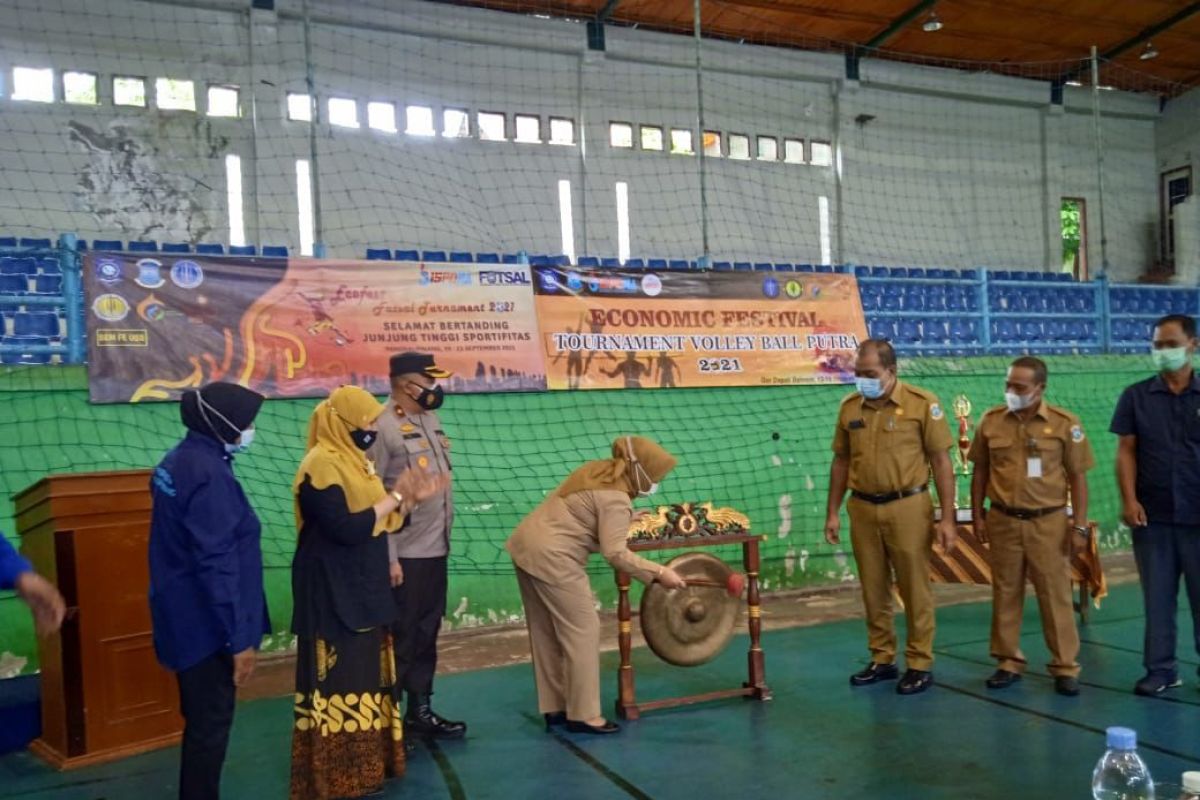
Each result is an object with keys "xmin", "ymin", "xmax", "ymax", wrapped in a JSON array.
[{"xmin": 681, "ymin": 572, "xmax": 746, "ymax": 597}]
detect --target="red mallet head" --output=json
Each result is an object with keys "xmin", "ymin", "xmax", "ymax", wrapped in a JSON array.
[{"xmin": 726, "ymin": 572, "xmax": 746, "ymax": 597}]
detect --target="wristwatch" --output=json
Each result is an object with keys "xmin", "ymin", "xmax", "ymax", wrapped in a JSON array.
[
  {"xmin": 390, "ymin": 491, "xmax": 405, "ymax": 508},
  {"xmin": 1072, "ymin": 524, "xmax": 1090, "ymax": 535}
]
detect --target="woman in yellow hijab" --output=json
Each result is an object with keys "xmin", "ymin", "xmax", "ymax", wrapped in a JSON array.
[
  {"xmin": 506, "ymin": 435, "xmax": 687, "ymax": 735},
  {"xmin": 289, "ymin": 386, "xmax": 446, "ymax": 800}
]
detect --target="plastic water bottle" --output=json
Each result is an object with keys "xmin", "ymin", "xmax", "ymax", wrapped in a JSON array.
[{"xmin": 1091, "ymin": 727, "xmax": 1155, "ymax": 799}]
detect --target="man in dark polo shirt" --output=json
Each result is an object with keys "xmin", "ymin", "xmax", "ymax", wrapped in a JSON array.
[{"xmin": 1110, "ymin": 313, "xmax": 1200, "ymax": 697}]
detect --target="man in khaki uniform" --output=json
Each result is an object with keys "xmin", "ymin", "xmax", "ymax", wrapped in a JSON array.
[
  {"xmin": 825, "ymin": 339, "xmax": 958, "ymax": 695},
  {"xmin": 969, "ymin": 356, "xmax": 1094, "ymax": 696}
]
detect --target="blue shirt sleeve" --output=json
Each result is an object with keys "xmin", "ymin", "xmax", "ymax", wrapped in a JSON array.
[
  {"xmin": 1110, "ymin": 386, "xmax": 1136, "ymax": 436},
  {"xmin": 0, "ymin": 533, "xmax": 33, "ymax": 591},
  {"xmin": 181, "ymin": 476, "xmax": 256, "ymax": 653}
]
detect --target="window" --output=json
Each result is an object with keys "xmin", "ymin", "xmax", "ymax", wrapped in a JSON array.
[
  {"xmin": 405, "ymin": 105, "xmax": 435, "ymax": 137},
  {"xmin": 113, "ymin": 77, "xmax": 147, "ymax": 107},
  {"xmin": 478, "ymin": 111, "xmax": 506, "ymax": 141},
  {"xmin": 670, "ymin": 128, "xmax": 694, "ymax": 155},
  {"xmin": 757, "ymin": 136, "xmax": 778, "ymax": 161},
  {"xmin": 514, "ymin": 114, "xmax": 541, "ymax": 144},
  {"xmin": 62, "ymin": 71, "xmax": 97, "ymax": 105},
  {"xmin": 12, "ymin": 67, "xmax": 55, "ymax": 103},
  {"xmin": 728, "ymin": 134, "xmax": 750, "ymax": 160},
  {"xmin": 368, "ymin": 101, "xmax": 397, "ymax": 133},
  {"xmin": 615, "ymin": 182, "xmax": 630, "ymax": 265},
  {"xmin": 549, "ymin": 117, "xmax": 574, "ymax": 146},
  {"xmin": 558, "ymin": 179, "xmax": 575, "ymax": 264},
  {"xmin": 703, "ymin": 131, "xmax": 722, "ymax": 157},
  {"xmin": 156, "ymin": 78, "xmax": 196, "ymax": 111},
  {"xmin": 225, "ymin": 154, "xmax": 245, "ymax": 247},
  {"xmin": 810, "ymin": 140, "xmax": 833, "ymax": 167},
  {"xmin": 609, "ymin": 122, "xmax": 633, "ymax": 149},
  {"xmin": 443, "ymin": 108, "xmax": 470, "ymax": 138},
  {"xmin": 287, "ymin": 92, "xmax": 312, "ymax": 122},
  {"xmin": 328, "ymin": 97, "xmax": 359, "ymax": 129},
  {"xmin": 783, "ymin": 138, "xmax": 805, "ymax": 164},
  {"xmin": 207, "ymin": 85, "xmax": 240, "ymax": 117},
  {"xmin": 296, "ymin": 159, "xmax": 315, "ymax": 256},
  {"xmin": 640, "ymin": 125, "xmax": 664, "ymax": 151}
]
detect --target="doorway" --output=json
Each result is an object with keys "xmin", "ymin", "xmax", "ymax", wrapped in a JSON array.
[{"xmin": 1061, "ymin": 197, "xmax": 1087, "ymax": 281}]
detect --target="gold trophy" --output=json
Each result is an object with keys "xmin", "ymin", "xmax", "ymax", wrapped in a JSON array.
[{"xmin": 952, "ymin": 394, "xmax": 973, "ymax": 519}]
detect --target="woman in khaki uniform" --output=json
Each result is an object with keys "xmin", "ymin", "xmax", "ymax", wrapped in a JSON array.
[{"xmin": 507, "ymin": 436, "xmax": 687, "ymax": 734}]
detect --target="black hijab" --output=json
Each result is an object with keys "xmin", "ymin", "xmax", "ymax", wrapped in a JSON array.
[{"xmin": 181, "ymin": 382, "xmax": 265, "ymax": 444}]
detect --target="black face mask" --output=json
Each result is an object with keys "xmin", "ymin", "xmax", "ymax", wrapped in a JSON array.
[
  {"xmin": 350, "ymin": 429, "xmax": 378, "ymax": 451},
  {"xmin": 413, "ymin": 384, "xmax": 445, "ymax": 410}
]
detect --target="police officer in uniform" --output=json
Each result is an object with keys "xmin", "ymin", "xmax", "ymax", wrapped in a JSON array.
[
  {"xmin": 370, "ymin": 352, "xmax": 466, "ymax": 739},
  {"xmin": 826, "ymin": 339, "xmax": 958, "ymax": 695},
  {"xmin": 969, "ymin": 356, "xmax": 1093, "ymax": 696}
]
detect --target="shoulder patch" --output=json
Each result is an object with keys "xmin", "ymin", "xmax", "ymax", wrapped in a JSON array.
[
  {"xmin": 1070, "ymin": 424, "xmax": 1085, "ymax": 443},
  {"xmin": 929, "ymin": 403, "xmax": 944, "ymax": 420}
]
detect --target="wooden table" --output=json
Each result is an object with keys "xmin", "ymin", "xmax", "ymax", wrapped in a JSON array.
[{"xmin": 614, "ymin": 532, "xmax": 771, "ymax": 720}]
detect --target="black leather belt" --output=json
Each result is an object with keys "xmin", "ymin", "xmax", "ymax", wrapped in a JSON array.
[
  {"xmin": 990, "ymin": 501, "xmax": 1064, "ymax": 520},
  {"xmin": 850, "ymin": 485, "xmax": 928, "ymax": 505}
]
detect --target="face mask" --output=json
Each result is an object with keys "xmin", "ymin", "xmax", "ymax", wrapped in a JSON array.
[
  {"xmin": 1004, "ymin": 391, "xmax": 1036, "ymax": 412},
  {"xmin": 625, "ymin": 436, "xmax": 660, "ymax": 497},
  {"xmin": 1152, "ymin": 346, "xmax": 1190, "ymax": 373},
  {"xmin": 350, "ymin": 429, "xmax": 378, "ymax": 451},
  {"xmin": 855, "ymin": 376, "xmax": 884, "ymax": 400},
  {"xmin": 411, "ymin": 384, "xmax": 445, "ymax": 411},
  {"xmin": 226, "ymin": 427, "xmax": 255, "ymax": 455},
  {"xmin": 641, "ymin": 481, "xmax": 660, "ymax": 497}
]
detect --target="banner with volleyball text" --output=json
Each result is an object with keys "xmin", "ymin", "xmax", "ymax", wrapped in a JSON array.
[
  {"xmin": 83, "ymin": 254, "xmax": 546, "ymax": 403},
  {"xmin": 532, "ymin": 267, "xmax": 867, "ymax": 390}
]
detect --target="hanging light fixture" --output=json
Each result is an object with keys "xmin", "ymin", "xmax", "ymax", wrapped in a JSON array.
[
  {"xmin": 1139, "ymin": 41, "xmax": 1158, "ymax": 60},
  {"xmin": 922, "ymin": 12, "xmax": 944, "ymax": 32}
]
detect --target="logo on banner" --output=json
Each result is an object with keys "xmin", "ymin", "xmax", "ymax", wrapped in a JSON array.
[
  {"xmin": 94, "ymin": 256, "xmax": 123, "ymax": 285},
  {"xmin": 785, "ymin": 280, "xmax": 804, "ymax": 299},
  {"xmin": 641, "ymin": 274, "xmax": 663, "ymax": 297},
  {"xmin": 134, "ymin": 258, "xmax": 166, "ymax": 289},
  {"xmin": 478, "ymin": 270, "xmax": 531, "ymax": 286},
  {"xmin": 171, "ymin": 260, "xmax": 204, "ymax": 290},
  {"xmin": 93, "ymin": 293, "xmax": 130, "ymax": 322},
  {"xmin": 138, "ymin": 294, "xmax": 167, "ymax": 322},
  {"xmin": 566, "ymin": 272, "xmax": 584, "ymax": 292},
  {"xmin": 419, "ymin": 269, "xmax": 472, "ymax": 286},
  {"xmin": 586, "ymin": 275, "xmax": 639, "ymax": 294},
  {"xmin": 762, "ymin": 277, "xmax": 780, "ymax": 299},
  {"xmin": 538, "ymin": 271, "xmax": 561, "ymax": 292}
]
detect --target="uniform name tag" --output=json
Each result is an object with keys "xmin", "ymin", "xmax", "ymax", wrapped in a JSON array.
[
  {"xmin": 848, "ymin": 420, "xmax": 866, "ymax": 430},
  {"xmin": 1027, "ymin": 457, "xmax": 1043, "ymax": 478}
]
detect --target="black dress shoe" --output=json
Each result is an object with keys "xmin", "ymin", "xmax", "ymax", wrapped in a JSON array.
[
  {"xmin": 405, "ymin": 694, "xmax": 467, "ymax": 739},
  {"xmin": 565, "ymin": 719, "xmax": 620, "ymax": 735},
  {"xmin": 543, "ymin": 712, "xmax": 567, "ymax": 730},
  {"xmin": 850, "ymin": 662, "xmax": 899, "ymax": 687},
  {"xmin": 1054, "ymin": 676, "xmax": 1080, "ymax": 697},
  {"xmin": 986, "ymin": 669, "xmax": 1022, "ymax": 690},
  {"xmin": 896, "ymin": 669, "xmax": 934, "ymax": 695}
]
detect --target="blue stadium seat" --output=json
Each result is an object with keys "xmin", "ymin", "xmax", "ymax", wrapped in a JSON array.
[
  {"xmin": 262, "ymin": 246, "xmax": 289, "ymax": 258},
  {"xmin": 394, "ymin": 249, "xmax": 420, "ymax": 261},
  {"xmin": 38, "ymin": 258, "xmax": 60, "ymax": 275},
  {"xmin": 0, "ymin": 274, "xmax": 29, "ymax": 295},
  {"xmin": 816, "ymin": 264, "xmax": 834, "ymax": 274},
  {"xmin": 366, "ymin": 248, "xmax": 392, "ymax": 260},
  {"xmin": 923, "ymin": 287, "xmax": 946, "ymax": 311},
  {"xmin": 577, "ymin": 256, "xmax": 600, "ymax": 267},
  {"xmin": 0, "ymin": 237, "xmax": 16, "ymax": 248},
  {"xmin": 669, "ymin": 260, "xmax": 691, "ymax": 271},
  {"xmin": 713, "ymin": 262, "xmax": 733, "ymax": 271},
  {"xmin": 991, "ymin": 319, "xmax": 1018, "ymax": 342},
  {"xmin": 754, "ymin": 262, "xmax": 773, "ymax": 272},
  {"xmin": 923, "ymin": 320, "xmax": 950, "ymax": 345},
  {"xmin": 476, "ymin": 253, "xmax": 500, "ymax": 264},
  {"xmin": 992, "ymin": 271, "xmax": 1012, "ymax": 281},
  {"xmin": 732, "ymin": 262, "xmax": 752, "ymax": 271},
  {"xmin": 76, "ymin": 240, "xmax": 88, "ymax": 251},
  {"xmin": 19, "ymin": 238, "xmax": 51, "ymax": 249},
  {"xmin": 906, "ymin": 267, "xmax": 926, "ymax": 278},
  {"xmin": 1017, "ymin": 320, "xmax": 1044, "ymax": 342},
  {"xmin": 868, "ymin": 319, "xmax": 896, "ymax": 341},
  {"xmin": 600, "ymin": 257, "xmax": 621, "ymax": 268},
  {"xmin": 902, "ymin": 287, "xmax": 925, "ymax": 312},
  {"xmin": 196, "ymin": 243, "xmax": 225, "ymax": 255},
  {"xmin": 229, "ymin": 245, "xmax": 257, "ymax": 256},
  {"xmin": 624, "ymin": 258, "xmax": 645, "ymax": 270},
  {"xmin": 549, "ymin": 255, "xmax": 570, "ymax": 267},
  {"xmin": 422, "ymin": 250, "xmax": 447, "ymax": 262},
  {"xmin": 647, "ymin": 259, "xmax": 668, "ymax": 270},
  {"xmin": 128, "ymin": 241, "xmax": 158, "ymax": 253},
  {"xmin": 926, "ymin": 269, "xmax": 945, "ymax": 279},
  {"xmin": 870, "ymin": 266, "xmax": 888, "ymax": 278},
  {"xmin": 34, "ymin": 275, "xmax": 62, "ymax": 294},
  {"xmin": 773, "ymin": 263, "xmax": 795, "ymax": 272},
  {"xmin": 13, "ymin": 311, "xmax": 59, "ymax": 338},
  {"xmin": 859, "ymin": 287, "xmax": 882, "ymax": 312},
  {"xmin": 950, "ymin": 319, "xmax": 978, "ymax": 343},
  {"xmin": 502, "ymin": 254, "xmax": 522, "ymax": 264},
  {"xmin": 529, "ymin": 255, "xmax": 551, "ymax": 267},
  {"xmin": 854, "ymin": 266, "xmax": 870, "ymax": 277},
  {"xmin": 450, "ymin": 251, "xmax": 473, "ymax": 263},
  {"xmin": 796, "ymin": 264, "xmax": 814, "ymax": 272},
  {"xmin": 1023, "ymin": 289, "xmax": 1049, "ymax": 313},
  {"xmin": 0, "ymin": 335, "xmax": 52, "ymax": 365},
  {"xmin": 895, "ymin": 319, "xmax": 921, "ymax": 344},
  {"xmin": 886, "ymin": 267, "xmax": 906, "ymax": 279},
  {"xmin": 1, "ymin": 258, "xmax": 37, "ymax": 276},
  {"xmin": 162, "ymin": 242, "xmax": 192, "ymax": 254}
]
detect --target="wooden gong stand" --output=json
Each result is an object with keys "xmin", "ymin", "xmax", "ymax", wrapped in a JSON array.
[{"xmin": 614, "ymin": 532, "xmax": 771, "ymax": 720}]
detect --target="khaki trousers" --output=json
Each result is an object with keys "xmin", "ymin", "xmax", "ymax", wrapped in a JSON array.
[
  {"xmin": 848, "ymin": 493, "xmax": 935, "ymax": 670},
  {"xmin": 514, "ymin": 564, "xmax": 602, "ymax": 721},
  {"xmin": 988, "ymin": 511, "xmax": 1080, "ymax": 677}
]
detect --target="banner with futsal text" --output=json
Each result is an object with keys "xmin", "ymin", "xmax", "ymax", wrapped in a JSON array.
[
  {"xmin": 532, "ymin": 267, "xmax": 867, "ymax": 390},
  {"xmin": 84, "ymin": 255, "xmax": 546, "ymax": 403}
]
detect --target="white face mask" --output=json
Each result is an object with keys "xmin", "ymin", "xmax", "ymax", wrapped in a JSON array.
[
  {"xmin": 227, "ymin": 427, "xmax": 255, "ymax": 454},
  {"xmin": 197, "ymin": 392, "xmax": 253, "ymax": 454},
  {"xmin": 1004, "ymin": 391, "xmax": 1037, "ymax": 412},
  {"xmin": 625, "ymin": 436, "xmax": 660, "ymax": 497}
]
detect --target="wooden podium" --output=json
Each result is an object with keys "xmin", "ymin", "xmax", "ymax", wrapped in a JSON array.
[{"xmin": 14, "ymin": 469, "xmax": 183, "ymax": 769}]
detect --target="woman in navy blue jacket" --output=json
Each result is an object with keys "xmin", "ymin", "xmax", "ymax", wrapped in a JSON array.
[{"xmin": 149, "ymin": 382, "xmax": 268, "ymax": 800}]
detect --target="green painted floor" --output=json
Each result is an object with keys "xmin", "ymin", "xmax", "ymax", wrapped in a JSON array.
[{"xmin": 3, "ymin": 583, "xmax": 1199, "ymax": 799}]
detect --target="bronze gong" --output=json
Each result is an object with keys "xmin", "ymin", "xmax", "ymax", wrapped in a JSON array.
[{"xmin": 640, "ymin": 552, "xmax": 739, "ymax": 667}]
